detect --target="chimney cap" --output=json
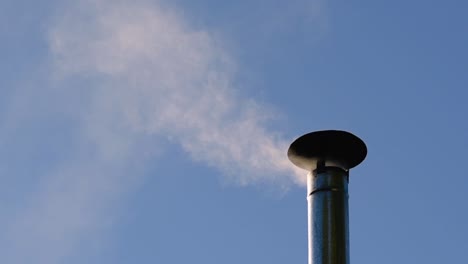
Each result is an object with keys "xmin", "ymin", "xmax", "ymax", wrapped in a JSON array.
[{"xmin": 288, "ymin": 130, "xmax": 367, "ymax": 171}]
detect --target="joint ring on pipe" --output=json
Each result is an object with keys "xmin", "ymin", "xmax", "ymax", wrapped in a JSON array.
[{"xmin": 308, "ymin": 187, "xmax": 344, "ymax": 197}]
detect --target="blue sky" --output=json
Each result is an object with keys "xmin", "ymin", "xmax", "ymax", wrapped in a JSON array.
[{"xmin": 1, "ymin": 0, "xmax": 467, "ymax": 263}]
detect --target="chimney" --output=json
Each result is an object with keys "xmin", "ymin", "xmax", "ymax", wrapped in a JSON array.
[{"xmin": 288, "ymin": 130, "xmax": 367, "ymax": 264}]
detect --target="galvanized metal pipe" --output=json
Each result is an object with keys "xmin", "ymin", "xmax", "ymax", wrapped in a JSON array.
[
  {"xmin": 307, "ymin": 166, "xmax": 349, "ymax": 264},
  {"xmin": 287, "ymin": 130, "xmax": 367, "ymax": 264}
]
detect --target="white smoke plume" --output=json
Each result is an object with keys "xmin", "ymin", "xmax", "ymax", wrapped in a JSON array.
[
  {"xmin": 1, "ymin": 0, "xmax": 307, "ymax": 263},
  {"xmin": 49, "ymin": 0, "xmax": 304, "ymax": 184}
]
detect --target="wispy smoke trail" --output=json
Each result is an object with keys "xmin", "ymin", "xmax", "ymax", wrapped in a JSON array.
[
  {"xmin": 50, "ymin": 0, "xmax": 303, "ymax": 184},
  {"xmin": 2, "ymin": 0, "xmax": 306, "ymax": 263}
]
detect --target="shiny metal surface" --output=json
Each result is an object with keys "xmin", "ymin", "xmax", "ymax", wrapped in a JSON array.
[
  {"xmin": 307, "ymin": 167, "xmax": 349, "ymax": 264},
  {"xmin": 287, "ymin": 130, "xmax": 367, "ymax": 264}
]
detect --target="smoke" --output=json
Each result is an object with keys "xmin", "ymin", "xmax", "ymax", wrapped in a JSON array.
[
  {"xmin": 49, "ymin": 0, "xmax": 304, "ymax": 184},
  {"xmin": 1, "ymin": 0, "xmax": 307, "ymax": 263}
]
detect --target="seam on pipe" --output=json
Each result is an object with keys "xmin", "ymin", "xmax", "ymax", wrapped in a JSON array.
[{"xmin": 308, "ymin": 187, "xmax": 344, "ymax": 197}]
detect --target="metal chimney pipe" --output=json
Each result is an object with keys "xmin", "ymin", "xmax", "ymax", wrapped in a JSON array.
[{"xmin": 288, "ymin": 130, "xmax": 367, "ymax": 264}]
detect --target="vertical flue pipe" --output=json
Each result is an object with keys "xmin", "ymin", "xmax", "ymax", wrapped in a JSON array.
[
  {"xmin": 307, "ymin": 166, "xmax": 349, "ymax": 264},
  {"xmin": 287, "ymin": 130, "xmax": 367, "ymax": 264}
]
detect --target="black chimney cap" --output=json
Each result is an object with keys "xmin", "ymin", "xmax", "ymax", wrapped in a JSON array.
[{"xmin": 288, "ymin": 130, "xmax": 367, "ymax": 171}]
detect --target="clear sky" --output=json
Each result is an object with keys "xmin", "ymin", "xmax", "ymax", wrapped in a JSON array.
[{"xmin": 1, "ymin": 0, "xmax": 467, "ymax": 263}]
